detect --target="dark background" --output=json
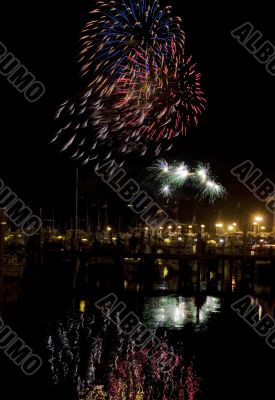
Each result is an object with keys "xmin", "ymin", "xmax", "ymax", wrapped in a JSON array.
[{"xmin": 0, "ymin": 1, "xmax": 274, "ymax": 227}]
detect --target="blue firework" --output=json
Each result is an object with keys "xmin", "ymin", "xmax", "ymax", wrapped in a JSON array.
[{"xmin": 79, "ymin": 0, "xmax": 185, "ymax": 83}]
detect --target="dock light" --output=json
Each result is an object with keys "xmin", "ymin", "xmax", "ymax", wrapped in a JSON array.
[
  {"xmin": 228, "ymin": 226, "xmax": 233, "ymax": 231},
  {"xmin": 168, "ymin": 225, "xmax": 172, "ymax": 229},
  {"xmin": 215, "ymin": 223, "xmax": 223, "ymax": 228},
  {"xmin": 145, "ymin": 227, "xmax": 149, "ymax": 230},
  {"xmin": 188, "ymin": 225, "xmax": 192, "ymax": 229},
  {"xmin": 255, "ymin": 216, "xmax": 263, "ymax": 222},
  {"xmin": 57, "ymin": 235, "xmax": 63, "ymax": 240},
  {"xmin": 233, "ymin": 223, "xmax": 237, "ymax": 227},
  {"xmin": 201, "ymin": 224, "xmax": 205, "ymax": 228},
  {"xmin": 159, "ymin": 226, "xmax": 163, "ymax": 230},
  {"xmin": 178, "ymin": 226, "xmax": 182, "ymax": 229},
  {"xmin": 81, "ymin": 238, "xmax": 88, "ymax": 242},
  {"xmin": 107, "ymin": 226, "xmax": 112, "ymax": 232},
  {"xmin": 261, "ymin": 226, "xmax": 266, "ymax": 230}
]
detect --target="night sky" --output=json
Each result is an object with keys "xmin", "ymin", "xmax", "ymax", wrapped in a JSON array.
[{"xmin": 0, "ymin": 1, "xmax": 274, "ymax": 226}]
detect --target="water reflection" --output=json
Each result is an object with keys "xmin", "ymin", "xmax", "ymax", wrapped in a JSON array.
[{"xmin": 143, "ymin": 295, "xmax": 221, "ymax": 330}]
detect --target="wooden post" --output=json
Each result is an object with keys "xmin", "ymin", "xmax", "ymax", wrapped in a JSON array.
[
  {"xmin": 229, "ymin": 259, "xmax": 233, "ymax": 292},
  {"xmin": 221, "ymin": 259, "xmax": 225, "ymax": 292},
  {"xmin": 0, "ymin": 209, "xmax": 6, "ymax": 315},
  {"xmin": 196, "ymin": 260, "xmax": 201, "ymax": 292}
]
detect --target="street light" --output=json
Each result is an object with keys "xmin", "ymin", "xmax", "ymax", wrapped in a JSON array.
[{"xmin": 253, "ymin": 216, "xmax": 263, "ymax": 235}]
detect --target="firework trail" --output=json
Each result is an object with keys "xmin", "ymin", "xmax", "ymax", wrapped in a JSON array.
[
  {"xmin": 52, "ymin": 88, "xmax": 174, "ymax": 165},
  {"xmin": 52, "ymin": 90, "xmax": 146, "ymax": 165}
]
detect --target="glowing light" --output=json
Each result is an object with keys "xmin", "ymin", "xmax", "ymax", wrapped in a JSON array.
[
  {"xmin": 107, "ymin": 226, "xmax": 112, "ymax": 232},
  {"xmin": 259, "ymin": 305, "xmax": 263, "ymax": 320},
  {"xmin": 255, "ymin": 216, "xmax": 263, "ymax": 222},
  {"xmin": 228, "ymin": 226, "xmax": 233, "ymax": 231},
  {"xmin": 81, "ymin": 238, "xmax": 88, "ymax": 242},
  {"xmin": 163, "ymin": 266, "xmax": 169, "ymax": 278},
  {"xmin": 86, "ymin": 385, "xmax": 107, "ymax": 400},
  {"xmin": 79, "ymin": 300, "xmax": 86, "ymax": 313},
  {"xmin": 215, "ymin": 223, "xmax": 223, "ymax": 228},
  {"xmin": 201, "ymin": 224, "xmax": 205, "ymax": 228}
]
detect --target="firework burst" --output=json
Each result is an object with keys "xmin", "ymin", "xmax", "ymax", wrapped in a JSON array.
[
  {"xmin": 52, "ymin": 1, "xmax": 206, "ymax": 166},
  {"xmin": 143, "ymin": 52, "xmax": 207, "ymax": 140},
  {"xmin": 79, "ymin": 0, "xmax": 185, "ymax": 82},
  {"xmin": 148, "ymin": 159, "xmax": 226, "ymax": 203}
]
